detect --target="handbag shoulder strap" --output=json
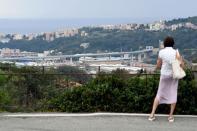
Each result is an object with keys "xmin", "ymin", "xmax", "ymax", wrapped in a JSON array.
[
  {"xmin": 176, "ymin": 50, "xmax": 184, "ymax": 67},
  {"xmin": 176, "ymin": 49, "xmax": 181, "ymax": 60}
]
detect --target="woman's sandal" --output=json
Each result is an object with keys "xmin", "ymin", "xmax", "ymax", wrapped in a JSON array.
[
  {"xmin": 148, "ymin": 115, "xmax": 156, "ymax": 121},
  {"xmin": 168, "ymin": 116, "xmax": 174, "ymax": 122}
]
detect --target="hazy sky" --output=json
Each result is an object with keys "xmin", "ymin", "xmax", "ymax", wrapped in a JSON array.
[{"xmin": 0, "ymin": 0, "xmax": 197, "ymax": 19}]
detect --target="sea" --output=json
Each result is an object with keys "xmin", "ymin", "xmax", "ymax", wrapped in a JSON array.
[{"xmin": 0, "ymin": 18, "xmax": 164, "ymax": 34}]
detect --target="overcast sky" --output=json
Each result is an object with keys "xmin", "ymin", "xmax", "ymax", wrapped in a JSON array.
[{"xmin": 0, "ymin": 0, "xmax": 197, "ymax": 19}]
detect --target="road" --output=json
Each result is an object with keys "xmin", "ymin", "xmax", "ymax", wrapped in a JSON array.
[{"xmin": 0, "ymin": 113, "xmax": 196, "ymax": 131}]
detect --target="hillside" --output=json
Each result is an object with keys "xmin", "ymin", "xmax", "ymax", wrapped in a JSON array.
[
  {"xmin": 0, "ymin": 16, "xmax": 197, "ymax": 61},
  {"xmin": 165, "ymin": 16, "xmax": 197, "ymax": 25}
]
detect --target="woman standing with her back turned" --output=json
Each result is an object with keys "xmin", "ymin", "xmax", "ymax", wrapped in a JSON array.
[{"xmin": 148, "ymin": 36, "xmax": 184, "ymax": 122}]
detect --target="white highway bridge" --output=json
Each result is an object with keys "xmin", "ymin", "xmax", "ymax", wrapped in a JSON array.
[{"xmin": 0, "ymin": 49, "xmax": 153, "ymax": 62}]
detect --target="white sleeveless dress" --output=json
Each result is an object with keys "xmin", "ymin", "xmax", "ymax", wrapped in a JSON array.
[{"xmin": 156, "ymin": 47, "xmax": 179, "ymax": 104}]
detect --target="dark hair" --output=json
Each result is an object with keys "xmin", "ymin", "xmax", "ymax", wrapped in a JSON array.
[{"xmin": 163, "ymin": 36, "xmax": 174, "ymax": 47}]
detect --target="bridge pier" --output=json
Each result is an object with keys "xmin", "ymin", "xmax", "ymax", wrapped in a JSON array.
[
  {"xmin": 109, "ymin": 55, "xmax": 111, "ymax": 60},
  {"xmin": 143, "ymin": 53, "xmax": 147, "ymax": 60},
  {"xmin": 138, "ymin": 54, "xmax": 142, "ymax": 62},
  {"xmin": 130, "ymin": 54, "xmax": 135, "ymax": 62},
  {"xmin": 70, "ymin": 57, "xmax": 73, "ymax": 64},
  {"xmin": 124, "ymin": 54, "xmax": 129, "ymax": 59}
]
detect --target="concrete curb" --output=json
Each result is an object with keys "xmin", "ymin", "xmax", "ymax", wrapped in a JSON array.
[{"xmin": 1, "ymin": 113, "xmax": 197, "ymax": 118}]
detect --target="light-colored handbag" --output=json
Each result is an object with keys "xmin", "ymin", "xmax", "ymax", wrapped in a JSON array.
[{"xmin": 172, "ymin": 50, "xmax": 186, "ymax": 79}]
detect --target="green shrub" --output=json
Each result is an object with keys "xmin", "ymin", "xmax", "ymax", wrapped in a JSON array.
[
  {"xmin": 50, "ymin": 70, "xmax": 197, "ymax": 114},
  {"xmin": 0, "ymin": 64, "xmax": 196, "ymax": 114},
  {"xmin": 0, "ymin": 89, "xmax": 11, "ymax": 111}
]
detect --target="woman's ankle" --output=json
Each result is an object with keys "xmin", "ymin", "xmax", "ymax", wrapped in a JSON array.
[{"xmin": 150, "ymin": 113, "xmax": 155, "ymax": 117}]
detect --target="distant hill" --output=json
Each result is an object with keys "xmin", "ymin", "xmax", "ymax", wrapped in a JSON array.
[
  {"xmin": 0, "ymin": 16, "xmax": 197, "ymax": 61},
  {"xmin": 165, "ymin": 16, "xmax": 197, "ymax": 25}
]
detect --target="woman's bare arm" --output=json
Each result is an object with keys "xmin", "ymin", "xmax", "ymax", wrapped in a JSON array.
[{"xmin": 156, "ymin": 58, "xmax": 162, "ymax": 69}]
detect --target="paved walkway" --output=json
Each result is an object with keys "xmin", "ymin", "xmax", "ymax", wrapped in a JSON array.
[{"xmin": 0, "ymin": 113, "xmax": 197, "ymax": 131}]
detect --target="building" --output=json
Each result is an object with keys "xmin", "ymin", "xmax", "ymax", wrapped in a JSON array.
[
  {"xmin": 81, "ymin": 31, "xmax": 88, "ymax": 37},
  {"xmin": 0, "ymin": 38, "xmax": 10, "ymax": 43},
  {"xmin": 63, "ymin": 29, "xmax": 79, "ymax": 37},
  {"xmin": 21, "ymin": 51, "xmax": 38, "ymax": 57},
  {"xmin": 44, "ymin": 33, "xmax": 55, "ymax": 42},
  {"xmin": 185, "ymin": 22, "xmax": 197, "ymax": 29},
  {"xmin": 0, "ymin": 48, "xmax": 21, "ymax": 57},
  {"xmin": 26, "ymin": 34, "xmax": 36, "ymax": 40},
  {"xmin": 149, "ymin": 21, "xmax": 166, "ymax": 31},
  {"xmin": 13, "ymin": 34, "xmax": 23, "ymax": 40}
]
